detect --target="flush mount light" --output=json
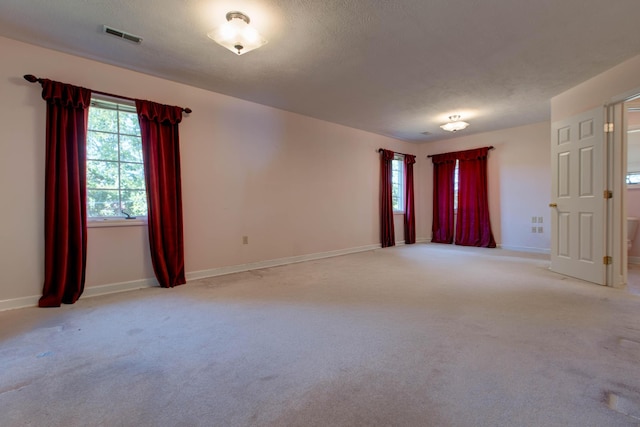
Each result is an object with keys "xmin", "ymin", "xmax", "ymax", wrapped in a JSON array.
[
  {"xmin": 440, "ymin": 115, "xmax": 470, "ymax": 132},
  {"xmin": 207, "ymin": 11, "xmax": 267, "ymax": 55}
]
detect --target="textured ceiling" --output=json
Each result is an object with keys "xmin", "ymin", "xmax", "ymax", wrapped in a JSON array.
[{"xmin": 2, "ymin": 0, "xmax": 640, "ymax": 142}]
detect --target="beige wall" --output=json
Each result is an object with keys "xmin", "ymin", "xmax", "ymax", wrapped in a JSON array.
[
  {"xmin": 418, "ymin": 122, "xmax": 552, "ymax": 252},
  {"xmin": 0, "ymin": 35, "xmax": 558, "ymax": 306},
  {"xmin": 551, "ymin": 54, "xmax": 640, "ymax": 121},
  {"xmin": 0, "ymin": 36, "xmax": 419, "ymax": 304}
]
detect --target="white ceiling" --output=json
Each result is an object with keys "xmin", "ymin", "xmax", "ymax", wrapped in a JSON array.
[{"xmin": 2, "ymin": 0, "xmax": 640, "ymax": 143}]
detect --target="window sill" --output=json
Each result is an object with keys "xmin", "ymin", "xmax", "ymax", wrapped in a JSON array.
[
  {"xmin": 88, "ymin": 218, "xmax": 147, "ymax": 228},
  {"xmin": 393, "ymin": 211, "xmax": 405, "ymax": 215}
]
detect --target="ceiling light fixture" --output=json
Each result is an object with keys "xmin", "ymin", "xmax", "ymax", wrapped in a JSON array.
[
  {"xmin": 207, "ymin": 11, "xmax": 267, "ymax": 55},
  {"xmin": 440, "ymin": 115, "xmax": 469, "ymax": 132}
]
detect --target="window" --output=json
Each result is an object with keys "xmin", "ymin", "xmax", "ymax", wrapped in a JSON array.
[
  {"xmin": 86, "ymin": 98, "xmax": 147, "ymax": 218},
  {"xmin": 627, "ymin": 171, "xmax": 640, "ymax": 186},
  {"xmin": 391, "ymin": 155, "xmax": 404, "ymax": 212}
]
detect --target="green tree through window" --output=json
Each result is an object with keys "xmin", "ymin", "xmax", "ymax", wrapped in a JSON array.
[
  {"xmin": 391, "ymin": 156, "xmax": 404, "ymax": 212},
  {"xmin": 86, "ymin": 98, "xmax": 147, "ymax": 218}
]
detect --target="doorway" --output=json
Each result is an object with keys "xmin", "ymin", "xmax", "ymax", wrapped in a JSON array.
[{"xmin": 624, "ymin": 98, "xmax": 640, "ymax": 295}]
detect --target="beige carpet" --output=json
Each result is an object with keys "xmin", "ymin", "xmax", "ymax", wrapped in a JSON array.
[{"xmin": 1, "ymin": 244, "xmax": 640, "ymax": 426}]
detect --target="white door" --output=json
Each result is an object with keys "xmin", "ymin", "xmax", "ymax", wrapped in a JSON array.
[{"xmin": 550, "ymin": 107, "xmax": 607, "ymax": 285}]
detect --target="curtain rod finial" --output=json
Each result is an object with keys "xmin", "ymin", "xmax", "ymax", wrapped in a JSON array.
[
  {"xmin": 183, "ymin": 107, "xmax": 192, "ymax": 114},
  {"xmin": 24, "ymin": 74, "xmax": 39, "ymax": 83}
]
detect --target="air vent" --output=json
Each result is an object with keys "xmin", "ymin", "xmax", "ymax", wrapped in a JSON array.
[
  {"xmin": 421, "ymin": 131, "xmax": 432, "ymax": 136},
  {"xmin": 102, "ymin": 25, "xmax": 142, "ymax": 44}
]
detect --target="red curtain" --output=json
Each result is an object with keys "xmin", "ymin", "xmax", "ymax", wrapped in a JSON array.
[
  {"xmin": 136, "ymin": 100, "xmax": 186, "ymax": 288},
  {"xmin": 380, "ymin": 149, "xmax": 395, "ymax": 247},
  {"xmin": 39, "ymin": 80, "xmax": 92, "ymax": 307},
  {"xmin": 431, "ymin": 152, "xmax": 457, "ymax": 244},
  {"xmin": 404, "ymin": 154, "xmax": 416, "ymax": 244},
  {"xmin": 455, "ymin": 148, "xmax": 496, "ymax": 248}
]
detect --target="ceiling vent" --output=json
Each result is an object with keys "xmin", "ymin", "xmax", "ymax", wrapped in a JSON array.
[{"xmin": 102, "ymin": 25, "xmax": 142, "ymax": 44}]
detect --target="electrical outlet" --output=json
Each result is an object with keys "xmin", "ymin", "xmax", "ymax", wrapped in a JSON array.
[
  {"xmin": 537, "ymin": 226, "xmax": 543, "ymax": 233},
  {"xmin": 242, "ymin": 236, "xmax": 248, "ymax": 245},
  {"xmin": 531, "ymin": 216, "xmax": 537, "ymax": 223},
  {"xmin": 537, "ymin": 216, "xmax": 543, "ymax": 223},
  {"xmin": 531, "ymin": 226, "xmax": 537, "ymax": 233}
]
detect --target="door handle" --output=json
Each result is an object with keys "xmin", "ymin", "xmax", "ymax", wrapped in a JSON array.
[{"xmin": 549, "ymin": 203, "xmax": 557, "ymax": 208}]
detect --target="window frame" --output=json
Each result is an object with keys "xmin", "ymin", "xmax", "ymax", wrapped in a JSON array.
[
  {"xmin": 391, "ymin": 154, "xmax": 405, "ymax": 213},
  {"xmin": 86, "ymin": 96, "xmax": 148, "ymax": 224}
]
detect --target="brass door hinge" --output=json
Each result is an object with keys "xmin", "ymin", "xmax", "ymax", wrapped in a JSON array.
[
  {"xmin": 604, "ymin": 123, "xmax": 614, "ymax": 133},
  {"xmin": 604, "ymin": 190, "xmax": 613, "ymax": 199},
  {"xmin": 603, "ymin": 256, "xmax": 612, "ymax": 265}
]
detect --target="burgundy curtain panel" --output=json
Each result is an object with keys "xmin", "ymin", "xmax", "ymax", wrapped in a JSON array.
[
  {"xmin": 380, "ymin": 149, "xmax": 395, "ymax": 247},
  {"xmin": 404, "ymin": 154, "xmax": 416, "ymax": 244},
  {"xmin": 136, "ymin": 100, "xmax": 186, "ymax": 288},
  {"xmin": 431, "ymin": 152, "xmax": 457, "ymax": 244},
  {"xmin": 455, "ymin": 148, "xmax": 496, "ymax": 248},
  {"xmin": 39, "ymin": 80, "xmax": 92, "ymax": 307}
]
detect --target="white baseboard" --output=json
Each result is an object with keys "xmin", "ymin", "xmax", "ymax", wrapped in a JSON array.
[
  {"xmin": 1, "ymin": 244, "xmax": 383, "ymax": 312},
  {"xmin": 0, "ymin": 278, "xmax": 158, "ymax": 312},
  {"xmin": 186, "ymin": 244, "xmax": 381, "ymax": 281},
  {"xmin": 0, "ymin": 295, "xmax": 41, "ymax": 312},
  {"xmin": 82, "ymin": 278, "xmax": 158, "ymax": 298},
  {"xmin": 498, "ymin": 244, "xmax": 550, "ymax": 255}
]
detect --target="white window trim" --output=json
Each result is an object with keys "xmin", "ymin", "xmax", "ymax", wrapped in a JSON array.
[
  {"xmin": 88, "ymin": 218, "xmax": 147, "ymax": 228},
  {"xmin": 87, "ymin": 95, "xmax": 147, "ymax": 222}
]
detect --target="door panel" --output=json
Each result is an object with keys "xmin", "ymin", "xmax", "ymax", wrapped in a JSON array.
[{"xmin": 550, "ymin": 107, "xmax": 606, "ymax": 285}]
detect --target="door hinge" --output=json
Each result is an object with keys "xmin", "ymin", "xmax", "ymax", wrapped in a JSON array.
[
  {"xmin": 603, "ymin": 256, "xmax": 612, "ymax": 265},
  {"xmin": 604, "ymin": 122, "xmax": 614, "ymax": 133},
  {"xmin": 604, "ymin": 190, "xmax": 613, "ymax": 199}
]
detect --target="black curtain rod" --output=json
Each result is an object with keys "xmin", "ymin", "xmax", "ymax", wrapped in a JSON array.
[
  {"xmin": 377, "ymin": 148, "xmax": 415, "ymax": 157},
  {"xmin": 426, "ymin": 146, "xmax": 494, "ymax": 158},
  {"xmin": 23, "ymin": 74, "xmax": 192, "ymax": 114}
]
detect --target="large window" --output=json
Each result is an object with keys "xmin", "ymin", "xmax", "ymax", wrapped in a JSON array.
[
  {"xmin": 86, "ymin": 98, "xmax": 147, "ymax": 218},
  {"xmin": 391, "ymin": 155, "xmax": 404, "ymax": 212}
]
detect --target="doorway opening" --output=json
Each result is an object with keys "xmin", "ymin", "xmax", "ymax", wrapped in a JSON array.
[{"xmin": 624, "ymin": 97, "xmax": 640, "ymax": 295}]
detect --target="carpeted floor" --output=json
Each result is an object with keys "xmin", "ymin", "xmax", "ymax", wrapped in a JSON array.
[{"xmin": 1, "ymin": 244, "xmax": 639, "ymax": 426}]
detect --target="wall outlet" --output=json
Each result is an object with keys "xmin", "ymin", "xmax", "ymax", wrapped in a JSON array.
[
  {"xmin": 531, "ymin": 226, "xmax": 537, "ymax": 233},
  {"xmin": 537, "ymin": 216, "xmax": 543, "ymax": 223},
  {"xmin": 242, "ymin": 236, "xmax": 248, "ymax": 245},
  {"xmin": 537, "ymin": 226, "xmax": 543, "ymax": 233},
  {"xmin": 531, "ymin": 216, "xmax": 537, "ymax": 223}
]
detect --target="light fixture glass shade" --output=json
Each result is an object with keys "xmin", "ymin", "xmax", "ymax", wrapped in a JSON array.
[
  {"xmin": 208, "ymin": 11, "xmax": 267, "ymax": 55},
  {"xmin": 440, "ymin": 115, "xmax": 469, "ymax": 132}
]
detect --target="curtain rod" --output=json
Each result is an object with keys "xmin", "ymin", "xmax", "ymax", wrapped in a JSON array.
[
  {"xmin": 426, "ymin": 146, "xmax": 494, "ymax": 158},
  {"xmin": 377, "ymin": 148, "xmax": 415, "ymax": 157},
  {"xmin": 23, "ymin": 74, "xmax": 192, "ymax": 114}
]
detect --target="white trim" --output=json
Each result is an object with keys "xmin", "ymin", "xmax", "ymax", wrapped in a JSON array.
[
  {"xmin": 628, "ymin": 256, "xmax": 640, "ymax": 265},
  {"xmin": 186, "ymin": 244, "xmax": 381, "ymax": 281},
  {"xmin": 0, "ymin": 295, "xmax": 41, "ymax": 311},
  {"xmin": 0, "ymin": 278, "xmax": 157, "ymax": 312},
  {"xmin": 498, "ymin": 244, "xmax": 551, "ymax": 255},
  {"xmin": 81, "ymin": 278, "xmax": 157, "ymax": 298},
  {"xmin": 1, "ymin": 244, "xmax": 383, "ymax": 311},
  {"xmin": 88, "ymin": 218, "xmax": 147, "ymax": 228}
]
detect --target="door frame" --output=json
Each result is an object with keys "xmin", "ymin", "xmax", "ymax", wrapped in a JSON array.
[{"xmin": 606, "ymin": 102, "xmax": 626, "ymax": 287}]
